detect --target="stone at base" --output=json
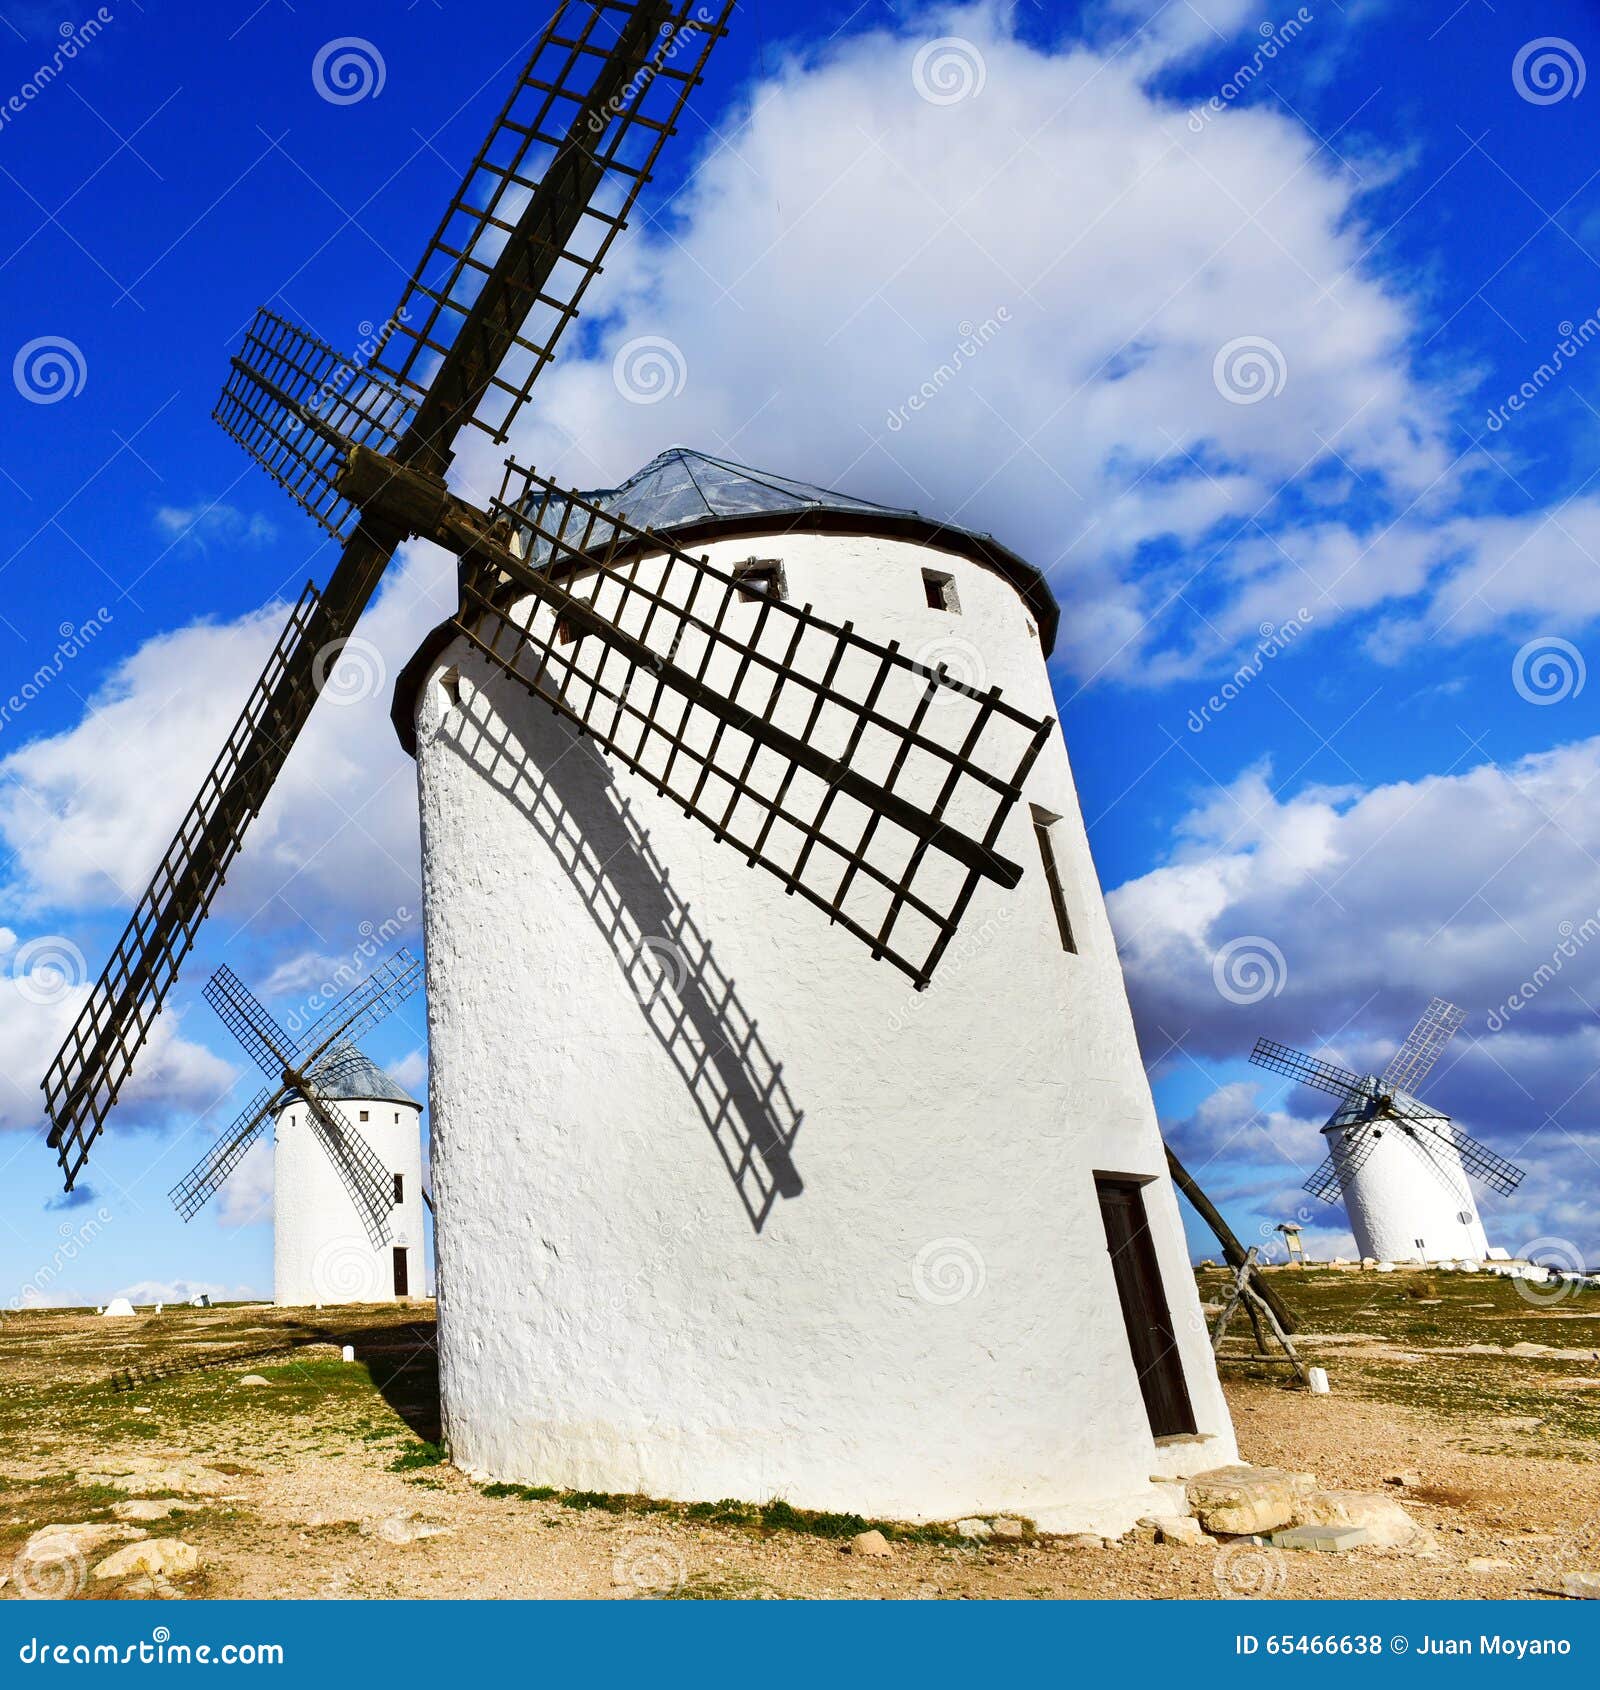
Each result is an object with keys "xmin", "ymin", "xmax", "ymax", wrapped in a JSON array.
[
  {"xmin": 1296, "ymin": 1489, "xmax": 1419, "ymax": 1549},
  {"xmin": 847, "ymin": 1530, "xmax": 892, "ymax": 1558},
  {"xmin": 1562, "ymin": 1571, "xmax": 1600, "ymax": 1600},
  {"xmin": 1273, "ymin": 1525, "xmax": 1370, "ymax": 1552},
  {"xmin": 1186, "ymin": 1466, "xmax": 1316, "ymax": 1536},
  {"xmin": 990, "ymin": 1518, "xmax": 1025, "ymax": 1539},
  {"xmin": 955, "ymin": 1518, "xmax": 992, "ymax": 1539},
  {"xmin": 1141, "ymin": 1515, "xmax": 1209, "ymax": 1547}
]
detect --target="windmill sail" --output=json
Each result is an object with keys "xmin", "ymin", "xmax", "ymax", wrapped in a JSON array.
[
  {"xmin": 1380, "ymin": 997, "xmax": 1466, "ymax": 1097},
  {"xmin": 1248, "ymin": 1038, "xmax": 1365, "ymax": 1101},
  {"xmin": 41, "ymin": 1, "xmax": 735, "ymax": 1189},
  {"xmin": 169, "ymin": 1085, "xmax": 286, "ymax": 1221},
  {"xmin": 170, "ymin": 960, "xmax": 423, "ymax": 1226},
  {"xmin": 447, "ymin": 462, "xmax": 1054, "ymax": 987}
]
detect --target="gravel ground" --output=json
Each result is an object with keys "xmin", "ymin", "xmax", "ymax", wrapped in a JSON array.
[{"xmin": 1, "ymin": 1275, "xmax": 1596, "ymax": 1601}]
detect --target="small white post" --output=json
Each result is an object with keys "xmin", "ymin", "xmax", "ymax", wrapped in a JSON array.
[
  {"xmin": 1307, "ymin": 1365, "xmax": 1330, "ymax": 1395},
  {"xmin": 341, "ymin": 1344, "xmax": 355, "ymax": 1363}
]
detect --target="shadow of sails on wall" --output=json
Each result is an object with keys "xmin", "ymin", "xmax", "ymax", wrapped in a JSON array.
[{"xmin": 446, "ymin": 460, "xmax": 1057, "ymax": 990}]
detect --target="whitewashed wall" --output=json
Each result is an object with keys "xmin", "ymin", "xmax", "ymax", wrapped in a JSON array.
[
  {"xmin": 409, "ymin": 528, "xmax": 1236, "ymax": 1533},
  {"xmin": 274, "ymin": 1100, "xmax": 426, "ymax": 1305}
]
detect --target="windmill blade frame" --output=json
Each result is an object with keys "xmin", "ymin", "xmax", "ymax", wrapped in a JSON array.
[
  {"xmin": 372, "ymin": 0, "xmax": 732, "ymax": 449},
  {"xmin": 429, "ymin": 457, "xmax": 1054, "ymax": 988},
  {"xmin": 41, "ymin": 573, "xmax": 396, "ymax": 1188},
  {"xmin": 41, "ymin": 0, "xmax": 737, "ymax": 1188},
  {"xmin": 292, "ymin": 949, "xmax": 426, "ymax": 1071},
  {"xmin": 1380, "ymin": 996, "xmax": 1467, "ymax": 1098},
  {"xmin": 214, "ymin": 307, "xmax": 417, "ymax": 541},
  {"xmin": 205, "ymin": 964, "xmax": 299, "ymax": 1079},
  {"xmin": 1249, "ymin": 1037, "xmax": 1366, "ymax": 1101},
  {"xmin": 169, "ymin": 1084, "xmax": 287, "ymax": 1221},
  {"xmin": 298, "ymin": 1088, "xmax": 395, "ymax": 1246},
  {"xmin": 1398, "ymin": 1111, "xmax": 1525, "ymax": 1198}
]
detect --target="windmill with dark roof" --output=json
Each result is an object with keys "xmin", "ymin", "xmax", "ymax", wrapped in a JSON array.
[{"xmin": 168, "ymin": 953, "xmax": 425, "ymax": 1305}]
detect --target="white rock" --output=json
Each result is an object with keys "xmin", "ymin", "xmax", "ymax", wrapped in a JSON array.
[
  {"xmin": 990, "ymin": 1517, "xmax": 1026, "ymax": 1539},
  {"xmin": 1186, "ymin": 1466, "xmax": 1316, "ymax": 1536},
  {"xmin": 955, "ymin": 1517, "xmax": 992, "ymax": 1539},
  {"xmin": 1141, "ymin": 1514, "xmax": 1208, "ymax": 1547},
  {"xmin": 93, "ymin": 1539, "xmax": 199, "ymax": 1580},
  {"xmin": 847, "ymin": 1529, "xmax": 893, "ymax": 1558},
  {"xmin": 1562, "ymin": 1571, "xmax": 1600, "ymax": 1600},
  {"xmin": 22, "ymin": 1523, "xmax": 145, "ymax": 1563},
  {"xmin": 113, "ymin": 1499, "xmax": 204, "ymax": 1523},
  {"xmin": 238, "ymin": 1374, "xmax": 271, "ymax": 1387},
  {"xmin": 1295, "ymin": 1489, "xmax": 1419, "ymax": 1549}
]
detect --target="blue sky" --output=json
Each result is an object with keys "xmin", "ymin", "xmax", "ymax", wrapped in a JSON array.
[{"xmin": 2, "ymin": 0, "xmax": 1600, "ymax": 1302}]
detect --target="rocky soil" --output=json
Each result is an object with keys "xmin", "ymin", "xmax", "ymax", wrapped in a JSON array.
[{"xmin": 0, "ymin": 1268, "xmax": 1595, "ymax": 1601}]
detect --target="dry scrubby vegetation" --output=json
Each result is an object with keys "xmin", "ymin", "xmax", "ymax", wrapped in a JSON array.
[{"xmin": 0, "ymin": 1267, "xmax": 1595, "ymax": 1599}]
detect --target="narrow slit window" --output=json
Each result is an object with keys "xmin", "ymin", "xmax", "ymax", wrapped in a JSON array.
[
  {"xmin": 1031, "ymin": 805, "xmax": 1078, "ymax": 954},
  {"xmin": 439, "ymin": 668, "xmax": 462, "ymax": 709},
  {"xmin": 393, "ymin": 1172, "xmax": 404, "ymax": 1205},
  {"xmin": 555, "ymin": 614, "xmax": 580, "ymax": 646},
  {"xmin": 922, "ymin": 568, "xmax": 959, "ymax": 612},
  {"xmin": 733, "ymin": 557, "xmax": 787, "ymax": 603}
]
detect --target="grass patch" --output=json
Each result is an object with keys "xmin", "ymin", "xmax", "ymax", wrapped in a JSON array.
[
  {"xmin": 475, "ymin": 1479, "xmax": 1022, "ymax": 1547},
  {"xmin": 390, "ymin": 1441, "xmax": 447, "ymax": 1471}
]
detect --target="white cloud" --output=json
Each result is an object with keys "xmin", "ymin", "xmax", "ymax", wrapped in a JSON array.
[
  {"xmin": 444, "ymin": 0, "xmax": 1475, "ymax": 685},
  {"xmin": 1110, "ymin": 736, "xmax": 1600, "ymax": 1252},
  {"xmin": 0, "ymin": 540, "xmax": 452, "ymax": 930},
  {"xmin": 153, "ymin": 503, "xmax": 277, "ymax": 551},
  {"xmin": 0, "ymin": 957, "xmax": 234, "ymax": 1135},
  {"xmin": 110, "ymin": 1278, "xmax": 262, "ymax": 1306}
]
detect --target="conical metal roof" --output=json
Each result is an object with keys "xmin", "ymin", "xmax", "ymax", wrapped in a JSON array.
[{"xmin": 279, "ymin": 1042, "xmax": 420, "ymax": 1109}]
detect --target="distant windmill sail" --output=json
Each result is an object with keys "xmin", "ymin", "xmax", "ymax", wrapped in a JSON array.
[
  {"xmin": 170, "ymin": 951, "xmax": 423, "ymax": 1240},
  {"xmin": 1247, "ymin": 1002, "xmax": 1524, "ymax": 1210}
]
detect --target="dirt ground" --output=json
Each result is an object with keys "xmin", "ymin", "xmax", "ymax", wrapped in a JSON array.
[{"xmin": 2, "ymin": 1267, "xmax": 1598, "ymax": 1601}]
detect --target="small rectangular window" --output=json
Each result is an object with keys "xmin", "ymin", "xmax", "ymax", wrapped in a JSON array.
[
  {"xmin": 393, "ymin": 1173, "xmax": 404, "ymax": 1205},
  {"xmin": 555, "ymin": 614, "xmax": 580, "ymax": 645},
  {"xmin": 394, "ymin": 1112, "xmax": 401, "ymax": 1125},
  {"xmin": 359, "ymin": 1109, "xmax": 370, "ymax": 1123},
  {"xmin": 922, "ymin": 569, "xmax": 959, "ymax": 612},
  {"xmin": 733, "ymin": 557, "xmax": 787, "ymax": 602},
  {"xmin": 1031, "ymin": 805, "xmax": 1077, "ymax": 954}
]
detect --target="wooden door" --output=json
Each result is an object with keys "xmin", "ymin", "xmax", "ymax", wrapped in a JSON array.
[
  {"xmin": 1096, "ymin": 1177, "xmax": 1196, "ymax": 1437},
  {"xmin": 392, "ymin": 1247, "xmax": 409, "ymax": 1297}
]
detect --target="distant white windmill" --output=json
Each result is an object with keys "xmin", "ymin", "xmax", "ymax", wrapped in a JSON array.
[
  {"xmin": 1251, "ymin": 999, "xmax": 1525, "ymax": 1263},
  {"xmin": 169, "ymin": 954, "xmax": 425, "ymax": 1306}
]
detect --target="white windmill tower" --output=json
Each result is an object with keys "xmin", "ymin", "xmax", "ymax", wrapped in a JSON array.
[
  {"xmin": 37, "ymin": 3, "xmax": 1234, "ymax": 1536},
  {"xmin": 169, "ymin": 955, "xmax": 426, "ymax": 1306},
  {"xmin": 1250, "ymin": 999, "xmax": 1526, "ymax": 1264}
]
